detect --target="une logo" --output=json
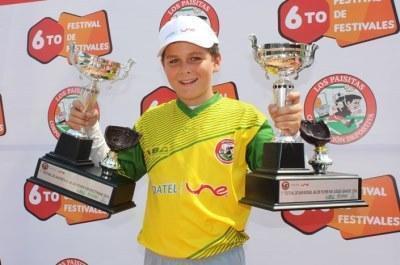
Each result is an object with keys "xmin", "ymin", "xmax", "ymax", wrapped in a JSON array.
[
  {"xmin": 41, "ymin": 162, "xmax": 49, "ymax": 170},
  {"xmin": 282, "ymin": 181, "xmax": 290, "ymax": 190},
  {"xmin": 186, "ymin": 183, "xmax": 228, "ymax": 196}
]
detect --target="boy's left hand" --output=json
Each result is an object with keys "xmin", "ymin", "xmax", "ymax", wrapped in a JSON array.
[{"xmin": 268, "ymin": 91, "xmax": 303, "ymax": 136}]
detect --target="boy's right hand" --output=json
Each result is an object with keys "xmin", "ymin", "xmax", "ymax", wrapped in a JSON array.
[{"xmin": 66, "ymin": 100, "xmax": 99, "ymax": 131}]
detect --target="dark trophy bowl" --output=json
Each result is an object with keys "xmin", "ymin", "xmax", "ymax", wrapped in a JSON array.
[
  {"xmin": 300, "ymin": 120, "xmax": 331, "ymax": 147},
  {"xmin": 101, "ymin": 126, "xmax": 140, "ymax": 179},
  {"xmin": 105, "ymin": 126, "xmax": 140, "ymax": 152}
]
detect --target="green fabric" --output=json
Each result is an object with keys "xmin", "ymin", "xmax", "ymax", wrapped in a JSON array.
[
  {"xmin": 117, "ymin": 141, "xmax": 147, "ymax": 181},
  {"xmin": 176, "ymin": 93, "xmax": 221, "ymax": 118},
  {"xmin": 245, "ymin": 121, "xmax": 274, "ymax": 171}
]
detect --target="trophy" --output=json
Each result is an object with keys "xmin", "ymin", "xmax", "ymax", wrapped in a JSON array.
[
  {"xmin": 26, "ymin": 45, "xmax": 137, "ymax": 214},
  {"xmin": 50, "ymin": 43, "xmax": 134, "ymax": 166},
  {"xmin": 239, "ymin": 35, "xmax": 367, "ymax": 210}
]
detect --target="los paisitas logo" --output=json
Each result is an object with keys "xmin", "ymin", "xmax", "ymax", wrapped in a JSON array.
[
  {"xmin": 160, "ymin": 0, "xmax": 219, "ymax": 34},
  {"xmin": 48, "ymin": 86, "xmax": 99, "ymax": 139},
  {"xmin": 304, "ymin": 73, "xmax": 376, "ymax": 144}
]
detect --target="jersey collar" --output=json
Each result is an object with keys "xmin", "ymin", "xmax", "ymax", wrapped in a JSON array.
[{"xmin": 177, "ymin": 93, "xmax": 221, "ymax": 118}]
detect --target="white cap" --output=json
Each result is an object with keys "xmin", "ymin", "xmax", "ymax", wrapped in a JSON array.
[{"xmin": 158, "ymin": 15, "xmax": 219, "ymax": 56}]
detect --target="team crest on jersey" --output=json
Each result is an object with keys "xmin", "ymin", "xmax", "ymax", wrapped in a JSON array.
[
  {"xmin": 215, "ymin": 139, "xmax": 234, "ymax": 164},
  {"xmin": 304, "ymin": 74, "xmax": 377, "ymax": 144}
]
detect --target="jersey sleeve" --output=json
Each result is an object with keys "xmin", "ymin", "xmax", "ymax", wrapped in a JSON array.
[
  {"xmin": 246, "ymin": 120, "xmax": 274, "ymax": 171},
  {"xmin": 117, "ymin": 141, "xmax": 147, "ymax": 182}
]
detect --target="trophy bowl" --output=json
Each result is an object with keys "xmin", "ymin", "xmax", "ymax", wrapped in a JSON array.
[
  {"xmin": 105, "ymin": 126, "xmax": 140, "ymax": 152},
  {"xmin": 250, "ymin": 35, "xmax": 318, "ymax": 79},
  {"xmin": 101, "ymin": 126, "xmax": 141, "ymax": 179},
  {"xmin": 300, "ymin": 120, "xmax": 331, "ymax": 147},
  {"xmin": 250, "ymin": 34, "xmax": 317, "ymax": 143},
  {"xmin": 69, "ymin": 43, "xmax": 134, "ymax": 81}
]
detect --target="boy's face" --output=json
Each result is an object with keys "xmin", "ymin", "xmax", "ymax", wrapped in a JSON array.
[
  {"xmin": 162, "ymin": 41, "xmax": 221, "ymax": 106},
  {"xmin": 346, "ymin": 98, "xmax": 361, "ymax": 113}
]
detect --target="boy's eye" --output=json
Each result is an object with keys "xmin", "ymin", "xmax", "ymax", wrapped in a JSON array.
[
  {"xmin": 167, "ymin": 58, "xmax": 179, "ymax": 65},
  {"xmin": 190, "ymin": 56, "xmax": 202, "ymax": 62}
]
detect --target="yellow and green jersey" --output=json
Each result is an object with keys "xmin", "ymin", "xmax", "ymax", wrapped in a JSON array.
[{"xmin": 118, "ymin": 93, "xmax": 273, "ymax": 259}]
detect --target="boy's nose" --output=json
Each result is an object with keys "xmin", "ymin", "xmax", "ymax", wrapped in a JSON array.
[{"xmin": 179, "ymin": 64, "xmax": 192, "ymax": 74}]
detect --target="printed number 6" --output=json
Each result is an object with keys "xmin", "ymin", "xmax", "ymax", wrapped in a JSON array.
[
  {"xmin": 285, "ymin": 6, "xmax": 302, "ymax": 30},
  {"xmin": 29, "ymin": 184, "xmax": 42, "ymax": 205}
]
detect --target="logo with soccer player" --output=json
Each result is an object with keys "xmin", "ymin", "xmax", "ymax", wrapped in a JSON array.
[
  {"xmin": 215, "ymin": 139, "xmax": 234, "ymax": 164},
  {"xmin": 48, "ymin": 86, "xmax": 99, "ymax": 139},
  {"xmin": 160, "ymin": 0, "xmax": 220, "ymax": 35},
  {"xmin": 56, "ymin": 258, "xmax": 88, "ymax": 265},
  {"xmin": 304, "ymin": 74, "xmax": 377, "ymax": 144}
]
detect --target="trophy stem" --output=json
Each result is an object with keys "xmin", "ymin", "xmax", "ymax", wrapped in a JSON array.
[
  {"xmin": 101, "ymin": 150, "xmax": 120, "ymax": 180},
  {"xmin": 273, "ymin": 78, "xmax": 295, "ymax": 143},
  {"xmin": 81, "ymin": 79, "xmax": 100, "ymax": 112},
  {"xmin": 72, "ymin": 80, "xmax": 100, "ymax": 137},
  {"xmin": 309, "ymin": 145, "xmax": 332, "ymax": 174}
]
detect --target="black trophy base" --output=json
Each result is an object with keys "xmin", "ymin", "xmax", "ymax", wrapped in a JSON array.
[
  {"xmin": 240, "ymin": 169, "xmax": 368, "ymax": 211},
  {"xmin": 52, "ymin": 132, "xmax": 93, "ymax": 167},
  {"xmin": 262, "ymin": 142, "xmax": 305, "ymax": 172},
  {"xmin": 28, "ymin": 154, "xmax": 136, "ymax": 214}
]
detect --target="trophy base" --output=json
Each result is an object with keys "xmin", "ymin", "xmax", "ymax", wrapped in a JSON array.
[
  {"xmin": 239, "ymin": 169, "xmax": 367, "ymax": 211},
  {"xmin": 239, "ymin": 198, "xmax": 367, "ymax": 211},
  {"xmin": 28, "ymin": 154, "xmax": 136, "ymax": 214},
  {"xmin": 53, "ymin": 132, "xmax": 93, "ymax": 166}
]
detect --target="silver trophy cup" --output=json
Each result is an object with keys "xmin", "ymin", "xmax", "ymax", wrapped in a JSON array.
[
  {"xmin": 249, "ymin": 34, "xmax": 317, "ymax": 142},
  {"xmin": 68, "ymin": 42, "xmax": 134, "ymax": 138}
]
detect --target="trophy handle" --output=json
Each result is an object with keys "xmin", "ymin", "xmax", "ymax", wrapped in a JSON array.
[
  {"xmin": 300, "ymin": 43, "xmax": 318, "ymax": 72},
  {"xmin": 249, "ymin": 34, "xmax": 260, "ymax": 62},
  {"xmin": 68, "ymin": 42, "xmax": 80, "ymax": 70},
  {"xmin": 249, "ymin": 34, "xmax": 258, "ymax": 49},
  {"xmin": 68, "ymin": 42, "xmax": 92, "ymax": 82},
  {"xmin": 109, "ymin": 59, "xmax": 134, "ymax": 84}
]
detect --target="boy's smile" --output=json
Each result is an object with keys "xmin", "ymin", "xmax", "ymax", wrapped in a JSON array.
[{"xmin": 162, "ymin": 41, "xmax": 221, "ymax": 106}]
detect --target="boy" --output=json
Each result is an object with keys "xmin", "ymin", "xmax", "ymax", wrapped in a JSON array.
[{"xmin": 68, "ymin": 15, "xmax": 302, "ymax": 265}]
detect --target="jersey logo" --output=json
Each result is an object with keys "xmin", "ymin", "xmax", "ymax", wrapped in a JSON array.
[
  {"xmin": 145, "ymin": 145, "xmax": 170, "ymax": 157},
  {"xmin": 215, "ymin": 139, "xmax": 234, "ymax": 164},
  {"xmin": 186, "ymin": 183, "xmax": 228, "ymax": 197}
]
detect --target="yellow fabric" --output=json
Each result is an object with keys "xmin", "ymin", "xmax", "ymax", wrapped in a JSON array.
[{"xmin": 134, "ymin": 96, "xmax": 265, "ymax": 259}]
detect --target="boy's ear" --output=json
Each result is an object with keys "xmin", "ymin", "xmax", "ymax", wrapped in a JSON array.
[{"xmin": 213, "ymin": 54, "xmax": 222, "ymax": 72}]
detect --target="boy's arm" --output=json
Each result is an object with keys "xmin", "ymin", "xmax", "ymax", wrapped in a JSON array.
[
  {"xmin": 246, "ymin": 121, "xmax": 274, "ymax": 172},
  {"xmin": 86, "ymin": 121, "xmax": 147, "ymax": 181},
  {"xmin": 85, "ymin": 121, "xmax": 110, "ymax": 165},
  {"xmin": 117, "ymin": 144, "xmax": 147, "ymax": 182}
]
